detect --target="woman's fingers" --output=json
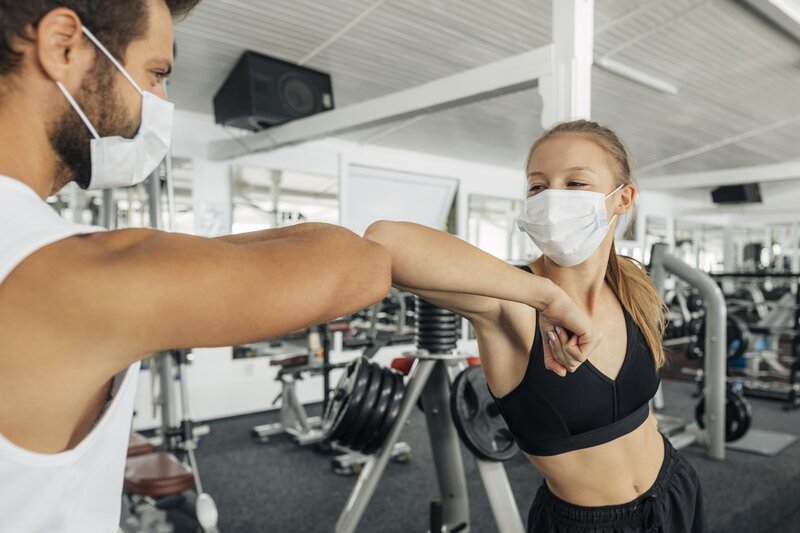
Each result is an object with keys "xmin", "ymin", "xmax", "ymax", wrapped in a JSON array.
[
  {"xmin": 543, "ymin": 330, "xmax": 568, "ymax": 377},
  {"xmin": 567, "ymin": 330, "xmax": 602, "ymax": 362}
]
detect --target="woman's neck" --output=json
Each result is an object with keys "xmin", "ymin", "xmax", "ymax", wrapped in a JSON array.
[{"xmin": 536, "ymin": 251, "xmax": 610, "ymax": 316}]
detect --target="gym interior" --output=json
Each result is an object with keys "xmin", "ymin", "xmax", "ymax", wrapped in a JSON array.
[{"xmin": 19, "ymin": 0, "xmax": 800, "ymax": 532}]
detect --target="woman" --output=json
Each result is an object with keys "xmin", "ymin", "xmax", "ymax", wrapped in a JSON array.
[{"xmin": 364, "ymin": 120, "xmax": 706, "ymax": 532}]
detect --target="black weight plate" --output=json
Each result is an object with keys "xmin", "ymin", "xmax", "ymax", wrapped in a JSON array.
[
  {"xmin": 417, "ymin": 318, "xmax": 456, "ymax": 325},
  {"xmin": 417, "ymin": 306, "xmax": 455, "ymax": 313},
  {"xmin": 416, "ymin": 302, "xmax": 449, "ymax": 313},
  {"xmin": 417, "ymin": 320, "xmax": 457, "ymax": 326},
  {"xmin": 418, "ymin": 344, "xmax": 457, "ymax": 354},
  {"xmin": 418, "ymin": 334, "xmax": 458, "ymax": 340},
  {"xmin": 416, "ymin": 330, "xmax": 459, "ymax": 337},
  {"xmin": 417, "ymin": 332, "xmax": 458, "ymax": 339},
  {"xmin": 361, "ymin": 371, "xmax": 401, "ymax": 455},
  {"xmin": 695, "ymin": 316, "xmax": 751, "ymax": 361},
  {"xmin": 726, "ymin": 315, "xmax": 750, "ymax": 360},
  {"xmin": 689, "ymin": 318, "xmax": 703, "ymax": 337},
  {"xmin": 417, "ymin": 340, "xmax": 458, "ymax": 348},
  {"xmin": 321, "ymin": 357, "xmax": 364, "ymax": 440},
  {"xmin": 687, "ymin": 294, "xmax": 704, "ymax": 313},
  {"xmin": 450, "ymin": 366, "xmax": 518, "ymax": 462},
  {"xmin": 418, "ymin": 342, "xmax": 459, "ymax": 350},
  {"xmin": 363, "ymin": 371, "xmax": 405, "ymax": 455},
  {"xmin": 685, "ymin": 342, "xmax": 703, "ymax": 360},
  {"xmin": 726, "ymin": 393, "xmax": 752, "ymax": 442},
  {"xmin": 351, "ymin": 367, "xmax": 395, "ymax": 452},
  {"xmin": 338, "ymin": 362, "xmax": 385, "ymax": 448},
  {"xmin": 417, "ymin": 335, "xmax": 459, "ymax": 344},
  {"xmin": 417, "ymin": 309, "xmax": 457, "ymax": 316},
  {"xmin": 694, "ymin": 391, "xmax": 753, "ymax": 442},
  {"xmin": 417, "ymin": 336, "xmax": 457, "ymax": 344},
  {"xmin": 324, "ymin": 357, "xmax": 371, "ymax": 443}
]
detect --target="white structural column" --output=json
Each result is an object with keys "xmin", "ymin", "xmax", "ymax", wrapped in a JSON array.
[
  {"xmin": 723, "ymin": 225, "xmax": 736, "ymax": 272},
  {"xmin": 193, "ymin": 159, "xmax": 233, "ymax": 236},
  {"xmin": 539, "ymin": 0, "xmax": 594, "ymax": 128},
  {"xmin": 764, "ymin": 226, "xmax": 773, "ymax": 267},
  {"xmin": 665, "ymin": 216, "xmax": 676, "ymax": 253},
  {"xmin": 69, "ymin": 185, "xmax": 87, "ymax": 225},
  {"xmin": 792, "ymin": 222, "xmax": 800, "ymax": 273}
]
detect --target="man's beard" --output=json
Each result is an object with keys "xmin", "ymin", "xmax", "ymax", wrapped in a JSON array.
[{"xmin": 49, "ymin": 64, "xmax": 139, "ymax": 190}]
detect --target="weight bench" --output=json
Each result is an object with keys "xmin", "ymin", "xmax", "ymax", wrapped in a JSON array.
[
  {"xmin": 122, "ymin": 444, "xmax": 197, "ymax": 533},
  {"xmin": 251, "ymin": 351, "xmax": 326, "ymax": 445},
  {"xmin": 124, "ymin": 452, "xmax": 195, "ymax": 498},
  {"xmin": 128, "ymin": 432, "xmax": 156, "ymax": 457}
]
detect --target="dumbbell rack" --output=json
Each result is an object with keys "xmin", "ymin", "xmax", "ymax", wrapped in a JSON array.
[{"xmin": 333, "ymin": 300, "xmax": 524, "ymax": 533}]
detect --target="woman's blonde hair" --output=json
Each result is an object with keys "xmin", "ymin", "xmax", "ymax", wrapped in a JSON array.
[{"xmin": 527, "ymin": 120, "xmax": 668, "ymax": 368}]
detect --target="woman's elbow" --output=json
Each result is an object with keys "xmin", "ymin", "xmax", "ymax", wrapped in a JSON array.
[
  {"xmin": 363, "ymin": 220, "xmax": 399, "ymax": 246},
  {"xmin": 362, "ymin": 239, "xmax": 392, "ymax": 300}
]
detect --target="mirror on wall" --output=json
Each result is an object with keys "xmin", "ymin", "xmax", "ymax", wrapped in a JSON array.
[
  {"xmin": 467, "ymin": 194, "xmax": 532, "ymax": 262},
  {"xmin": 643, "ymin": 216, "xmax": 666, "ymax": 265},
  {"xmin": 231, "ymin": 165, "xmax": 339, "ymax": 233},
  {"xmin": 674, "ymin": 220, "xmax": 725, "ymax": 273},
  {"xmin": 46, "ymin": 157, "xmax": 195, "ymax": 232}
]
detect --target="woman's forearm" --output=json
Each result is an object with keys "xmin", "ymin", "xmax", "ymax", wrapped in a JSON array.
[{"xmin": 364, "ymin": 221, "xmax": 556, "ymax": 310}]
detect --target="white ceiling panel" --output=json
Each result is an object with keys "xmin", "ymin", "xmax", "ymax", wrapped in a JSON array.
[{"xmin": 170, "ymin": 0, "xmax": 800, "ymax": 178}]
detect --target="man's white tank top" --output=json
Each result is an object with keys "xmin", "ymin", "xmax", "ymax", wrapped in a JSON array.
[{"xmin": 0, "ymin": 175, "xmax": 140, "ymax": 532}]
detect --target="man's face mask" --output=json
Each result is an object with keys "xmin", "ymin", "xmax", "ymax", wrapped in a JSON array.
[{"xmin": 54, "ymin": 26, "xmax": 174, "ymax": 190}]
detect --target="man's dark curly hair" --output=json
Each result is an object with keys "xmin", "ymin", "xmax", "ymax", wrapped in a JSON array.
[{"xmin": 0, "ymin": 0, "xmax": 200, "ymax": 77}]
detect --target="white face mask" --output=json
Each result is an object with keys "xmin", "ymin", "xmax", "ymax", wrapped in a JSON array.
[
  {"xmin": 516, "ymin": 184, "xmax": 625, "ymax": 267},
  {"xmin": 55, "ymin": 26, "xmax": 174, "ymax": 191}
]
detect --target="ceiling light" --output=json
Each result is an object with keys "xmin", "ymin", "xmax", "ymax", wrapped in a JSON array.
[
  {"xmin": 594, "ymin": 57, "xmax": 679, "ymax": 95},
  {"xmin": 745, "ymin": 0, "xmax": 800, "ymax": 40},
  {"xmin": 769, "ymin": 0, "xmax": 800, "ymax": 24}
]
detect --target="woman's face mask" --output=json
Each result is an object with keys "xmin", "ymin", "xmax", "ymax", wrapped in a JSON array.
[{"xmin": 516, "ymin": 184, "xmax": 624, "ymax": 267}]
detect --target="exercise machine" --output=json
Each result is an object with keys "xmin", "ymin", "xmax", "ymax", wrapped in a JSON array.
[
  {"xmin": 326, "ymin": 298, "xmax": 525, "ymax": 533},
  {"xmin": 120, "ymin": 164, "xmax": 219, "ymax": 533}
]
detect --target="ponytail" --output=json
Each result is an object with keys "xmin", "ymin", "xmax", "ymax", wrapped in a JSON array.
[{"xmin": 606, "ymin": 243, "xmax": 668, "ymax": 368}]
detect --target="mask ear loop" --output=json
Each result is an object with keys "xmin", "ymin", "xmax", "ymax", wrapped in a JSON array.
[
  {"xmin": 164, "ymin": 82, "xmax": 176, "ymax": 232},
  {"xmin": 605, "ymin": 183, "xmax": 626, "ymax": 199},
  {"xmin": 81, "ymin": 26, "xmax": 144, "ymax": 96},
  {"xmin": 55, "ymin": 82, "xmax": 101, "ymax": 139},
  {"xmin": 607, "ymin": 183, "xmax": 631, "ymax": 238}
]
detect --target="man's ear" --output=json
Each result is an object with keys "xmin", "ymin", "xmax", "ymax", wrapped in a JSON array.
[{"xmin": 35, "ymin": 8, "xmax": 94, "ymax": 91}]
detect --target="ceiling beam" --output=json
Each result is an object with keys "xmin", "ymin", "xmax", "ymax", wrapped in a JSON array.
[
  {"xmin": 601, "ymin": 0, "xmax": 711, "ymax": 58},
  {"xmin": 677, "ymin": 207, "xmax": 800, "ymax": 226},
  {"xmin": 639, "ymin": 114, "xmax": 800, "ymax": 173},
  {"xmin": 639, "ymin": 160, "xmax": 800, "ymax": 190},
  {"xmin": 208, "ymin": 45, "xmax": 554, "ymax": 161},
  {"xmin": 297, "ymin": 0, "xmax": 389, "ymax": 65}
]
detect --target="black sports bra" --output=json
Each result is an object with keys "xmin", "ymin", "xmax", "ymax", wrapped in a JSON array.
[{"xmin": 489, "ymin": 266, "xmax": 660, "ymax": 456}]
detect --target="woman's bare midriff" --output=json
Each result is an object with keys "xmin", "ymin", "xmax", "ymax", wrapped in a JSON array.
[{"xmin": 528, "ymin": 412, "xmax": 665, "ymax": 506}]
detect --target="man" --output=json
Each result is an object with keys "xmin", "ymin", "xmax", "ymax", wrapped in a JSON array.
[{"xmin": 0, "ymin": 1, "xmax": 391, "ymax": 531}]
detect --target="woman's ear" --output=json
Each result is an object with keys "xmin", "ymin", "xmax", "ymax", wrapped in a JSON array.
[{"xmin": 616, "ymin": 184, "xmax": 637, "ymax": 216}]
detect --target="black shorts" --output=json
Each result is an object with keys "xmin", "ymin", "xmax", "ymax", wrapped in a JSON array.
[{"xmin": 528, "ymin": 435, "xmax": 706, "ymax": 532}]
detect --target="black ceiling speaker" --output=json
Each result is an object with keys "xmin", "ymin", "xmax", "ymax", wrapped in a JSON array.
[
  {"xmin": 213, "ymin": 51, "xmax": 334, "ymax": 131},
  {"xmin": 711, "ymin": 183, "xmax": 762, "ymax": 204}
]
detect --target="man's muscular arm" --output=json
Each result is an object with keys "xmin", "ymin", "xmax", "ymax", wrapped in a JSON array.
[{"xmin": 7, "ymin": 224, "xmax": 390, "ymax": 373}]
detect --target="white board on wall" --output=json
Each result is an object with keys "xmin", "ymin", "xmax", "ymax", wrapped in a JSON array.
[{"xmin": 341, "ymin": 163, "xmax": 458, "ymax": 236}]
